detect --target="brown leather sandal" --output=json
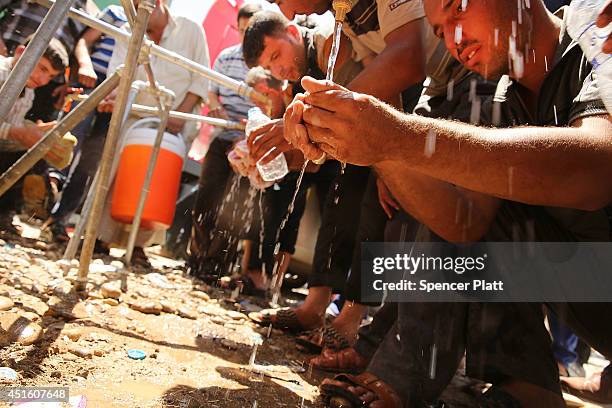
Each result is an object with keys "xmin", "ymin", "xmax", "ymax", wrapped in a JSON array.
[
  {"xmin": 320, "ymin": 372, "xmax": 403, "ymax": 408},
  {"xmin": 248, "ymin": 308, "xmax": 309, "ymax": 333},
  {"xmin": 310, "ymin": 347, "xmax": 369, "ymax": 373},
  {"xmin": 296, "ymin": 326, "xmax": 350, "ymax": 354}
]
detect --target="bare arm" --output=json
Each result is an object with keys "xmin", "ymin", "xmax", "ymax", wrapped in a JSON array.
[
  {"xmin": 74, "ymin": 28, "xmax": 102, "ymax": 88},
  {"xmin": 345, "ymin": 19, "xmax": 427, "ymax": 103},
  {"xmin": 375, "ymin": 113, "xmax": 612, "ymax": 211},
  {"xmin": 297, "ymin": 78, "xmax": 612, "ymax": 212}
]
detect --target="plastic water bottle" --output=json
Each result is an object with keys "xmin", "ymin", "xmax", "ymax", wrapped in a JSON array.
[
  {"xmin": 246, "ymin": 107, "xmax": 289, "ymax": 182},
  {"xmin": 567, "ymin": 0, "xmax": 612, "ymax": 113}
]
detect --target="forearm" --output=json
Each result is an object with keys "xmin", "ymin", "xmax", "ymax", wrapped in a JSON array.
[
  {"xmin": 74, "ymin": 38, "xmax": 93, "ymax": 70},
  {"xmin": 380, "ymin": 112, "xmax": 612, "ymax": 210},
  {"xmin": 346, "ymin": 44, "xmax": 425, "ymax": 103},
  {"xmin": 207, "ymin": 92, "xmax": 222, "ymax": 110},
  {"xmin": 375, "ymin": 165, "xmax": 500, "ymax": 242},
  {"xmin": 175, "ymin": 92, "xmax": 202, "ymax": 113}
]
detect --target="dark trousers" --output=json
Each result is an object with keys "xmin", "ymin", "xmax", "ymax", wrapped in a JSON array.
[
  {"xmin": 343, "ymin": 172, "xmax": 389, "ymax": 303},
  {"xmin": 308, "ymin": 164, "xmax": 371, "ymax": 292},
  {"xmin": 248, "ymin": 160, "xmax": 338, "ymax": 276},
  {"xmin": 365, "ymin": 215, "xmax": 561, "ymax": 405}
]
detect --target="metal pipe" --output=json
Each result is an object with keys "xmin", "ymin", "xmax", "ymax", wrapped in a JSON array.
[
  {"xmin": 124, "ymin": 90, "xmax": 174, "ymax": 272},
  {"xmin": 0, "ymin": 71, "xmax": 121, "ymax": 198},
  {"xmin": 119, "ymin": 0, "xmax": 136, "ymax": 27},
  {"xmin": 64, "ymin": 82, "xmax": 143, "ymax": 261},
  {"xmin": 0, "ymin": 0, "xmax": 77, "ymax": 123},
  {"xmin": 76, "ymin": 1, "xmax": 155, "ymax": 291},
  {"xmin": 62, "ymin": 168, "xmax": 99, "ymax": 261},
  {"xmin": 68, "ymin": 94, "xmax": 245, "ymax": 129},
  {"xmin": 33, "ymin": 0, "xmax": 270, "ymax": 106}
]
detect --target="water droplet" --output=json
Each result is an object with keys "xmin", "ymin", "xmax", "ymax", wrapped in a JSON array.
[
  {"xmin": 454, "ymin": 24, "xmax": 463, "ymax": 44},
  {"xmin": 424, "ymin": 129, "xmax": 437, "ymax": 158}
]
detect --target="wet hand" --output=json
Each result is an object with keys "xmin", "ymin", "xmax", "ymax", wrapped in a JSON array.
[
  {"xmin": 597, "ymin": 0, "xmax": 612, "ymax": 53},
  {"xmin": 78, "ymin": 65, "xmax": 97, "ymax": 88},
  {"xmin": 283, "ymin": 93, "xmax": 325, "ymax": 162},
  {"xmin": 301, "ymin": 77, "xmax": 390, "ymax": 166},
  {"xmin": 247, "ymin": 118, "xmax": 292, "ymax": 165}
]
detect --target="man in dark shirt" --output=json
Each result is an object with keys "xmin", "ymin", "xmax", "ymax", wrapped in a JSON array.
[{"xmin": 285, "ymin": 0, "xmax": 611, "ymax": 406}]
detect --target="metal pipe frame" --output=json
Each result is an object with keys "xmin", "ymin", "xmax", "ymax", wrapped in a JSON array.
[
  {"xmin": 63, "ymin": 82, "xmax": 144, "ymax": 262},
  {"xmin": 33, "ymin": 0, "xmax": 270, "ymax": 106},
  {"xmin": 123, "ymin": 88, "xmax": 175, "ymax": 275},
  {"xmin": 0, "ymin": 71, "xmax": 121, "ymax": 197},
  {"xmin": 76, "ymin": 0, "xmax": 155, "ymax": 291},
  {"xmin": 68, "ymin": 94, "xmax": 245, "ymax": 130},
  {"xmin": 0, "ymin": 0, "xmax": 77, "ymax": 123}
]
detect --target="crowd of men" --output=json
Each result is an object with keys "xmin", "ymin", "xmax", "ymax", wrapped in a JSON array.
[{"xmin": 0, "ymin": 0, "xmax": 610, "ymax": 407}]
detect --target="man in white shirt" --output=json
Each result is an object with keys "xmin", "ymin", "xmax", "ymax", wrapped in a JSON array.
[{"xmin": 97, "ymin": 0, "xmax": 210, "ymax": 266}]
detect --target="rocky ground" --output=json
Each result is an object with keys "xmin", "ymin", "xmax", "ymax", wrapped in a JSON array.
[{"xmin": 0, "ymin": 219, "xmax": 608, "ymax": 408}]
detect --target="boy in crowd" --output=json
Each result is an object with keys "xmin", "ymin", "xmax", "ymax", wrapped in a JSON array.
[{"xmin": 0, "ymin": 38, "xmax": 74, "ymax": 234}]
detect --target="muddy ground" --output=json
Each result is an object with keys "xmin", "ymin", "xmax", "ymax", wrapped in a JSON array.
[{"xmin": 0, "ymin": 219, "xmax": 608, "ymax": 408}]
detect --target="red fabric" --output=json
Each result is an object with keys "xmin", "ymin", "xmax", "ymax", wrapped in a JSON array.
[{"xmin": 190, "ymin": 0, "xmax": 244, "ymax": 161}]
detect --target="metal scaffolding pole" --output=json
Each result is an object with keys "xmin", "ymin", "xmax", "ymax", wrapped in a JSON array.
[
  {"xmin": 123, "ymin": 89, "xmax": 174, "ymax": 273},
  {"xmin": 63, "ymin": 82, "xmax": 143, "ymax": 262},
  {"xmin": 76, "ymin": 0, "xmax": 155, "ymax": 291},
  {"xmin": 33, "ymin": 0, "xmax": 270, "ymax": 107},
  {"xmin": 0, "ymin": 71, "xmax": 121, "ymax": 197},
  {"xmin": 68, "ymin": 94, "xmax": 246, "ymax": 130},
  {"xmin": 0, "ymin": 0, "xmax": 77, "ymax": 123}
]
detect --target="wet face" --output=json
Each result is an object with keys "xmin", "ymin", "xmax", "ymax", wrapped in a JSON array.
[
  {"xmin": 14, "ymin": 47, "xmax": 60, "ymax": 88},
  {"xmin": 257, "ymin": 26, "xmax": 306, "ymax": 82},
  {"xmin": 268, "ymin": 0, "xmax": 330, "ymax": 20},
  {"xmin": 424, "ymin": 0, "xmax": 527, "ymax": 79},
  {"xmin": 253, "ymin": 81, "xmax": 285, "ymax": 118}
]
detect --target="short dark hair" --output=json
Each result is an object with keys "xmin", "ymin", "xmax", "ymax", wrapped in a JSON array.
[
  {"xmin": 245, "ymin": 66, "xmax": 283, "ymax": 90},
  {"xmin": 23, "ymin": 36, "xmax": 69, "ymax": 72},
  {"xmin": 237, "ymin": 3, "xmax": 262, "ymax": 21},
  {"xmin": 242, "ymin": 10, "xmax": 290, "ymax": 68}
]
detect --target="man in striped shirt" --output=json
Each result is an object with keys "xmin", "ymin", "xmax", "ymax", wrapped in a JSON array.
[{"xmin": 0, "ymin": 37, "xmax": 71, "ymax": 234}]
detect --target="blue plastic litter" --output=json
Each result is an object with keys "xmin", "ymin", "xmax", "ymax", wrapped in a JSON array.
[
  {"xmin": 0, "ymin": 367, "xmax": 18, "ymax": 381},
  {"xmin": 127, "ymin": 349, "xmax": 146, "ymax": 360}
]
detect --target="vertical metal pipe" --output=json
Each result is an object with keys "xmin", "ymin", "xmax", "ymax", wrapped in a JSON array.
[
  {"xmin": 119, "ymin": 0, "xmax": 136, "ymax": 26},
  {"xmin": 0, "ymin": 71, "xmax": 121, "ymax": 197},
  {"xmin": 123, "ymin": 90, "xmax": 174, "ymax": 271},
  {"xmin": 62, "ymin": 169, "xmax": 99, "ymax": 261},
  {"xmin": 63, "ymin": 81, "xmax": 143, "ymax": 261},
  {"xmin": 0, "ymin": 0, "xmax": 76, "ymax": 123},
  {"xmin": 76, "ymin": 1, "xmax": 155, "ymax": 291}
]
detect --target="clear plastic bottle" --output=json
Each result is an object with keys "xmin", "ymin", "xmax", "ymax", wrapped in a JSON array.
[
  {"xmin": 246, "ymin": 107, "xmax": 289, "ymax": 182},
  {"xmin": 567, "ymin": 0, "xmax": 612, "ymax": 113}
]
